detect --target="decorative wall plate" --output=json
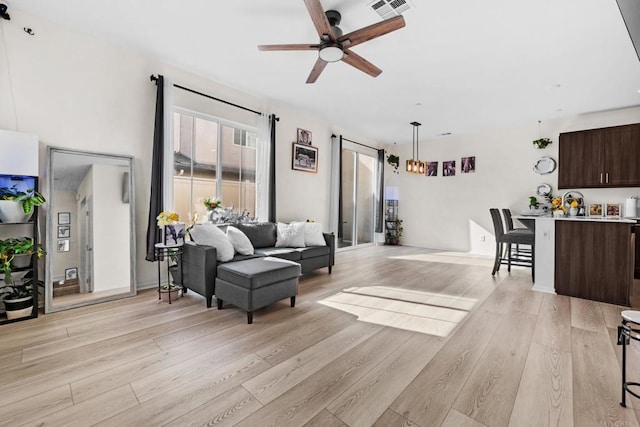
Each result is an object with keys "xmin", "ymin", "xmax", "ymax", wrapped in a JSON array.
[
  {"xmin": 533, "ymin": 156, "xmax": 556, "ymax": 175},
  {"xmin": 536, "ymin": 183, "xmax": 552, "ymax": 196}
]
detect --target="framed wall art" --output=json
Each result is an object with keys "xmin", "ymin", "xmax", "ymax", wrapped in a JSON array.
[
  {"xmin": 443, "ymin": 160, "xmax": 456, "ymax": 176},
  {"xmin": 461, "ymin": 156, "xmax": 476, "ymax": 173},
  {"xmin": 426, "ymin": 161, "xmax": 438, "ymax": 176},
  {"xmin": 65, "ymin": 267, "xmax": 78, "ymax": 281},
  {"xmin": 292, "ymin": 143, "xmax": 318, "ymax": 173},
  {"xmin": 57, "ymin": 225, "xmax": 70, "ymax": 238},
  {"xmin": 58, "ymin": 212, "xmax": 70, "ymax": 225},
  {"xmin": 57, "ymin": 240, "xmax": 70, "ymax": 252},
  {"xmin": 297, "ymin": 128, "xmax": 312, "ymax": 145}
]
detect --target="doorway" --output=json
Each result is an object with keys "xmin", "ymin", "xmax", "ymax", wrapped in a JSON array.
[{"xmin": 339, "ymin": 148, "xmax": 376, "ymax": 249}]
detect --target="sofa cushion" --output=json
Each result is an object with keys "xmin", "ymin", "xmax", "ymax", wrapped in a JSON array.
[
  {"xmin": 275, "ymin": 222, "xmax": 306, "ymax": 248},
  {"xmin": 236, "ymin": 223, "xmax": 277, "ymax": 248},
  {"xmin": 229, "ymin": 253, "xmax": 263, "ymax": 263},
  {"xmin": 217, "ymin": 257, "xmax": 301, "ymax": 290},
  {"xmin": 254, "ymin": 247, "xmax": 301, "ymax": 262},
  {"xmin": 226, "ymin": 226, "xmax": 254, "ymax": 255},
  {"xmin": 302, "ymin": 222, "xmax": 327, "ymax": 247},
  {"xmin": 295, "ymin": 245, "xmax": 330, "ymax": 259},
  {"xmin": 189, "ymin": 223, "xmax": 235, "ymax": 262}
]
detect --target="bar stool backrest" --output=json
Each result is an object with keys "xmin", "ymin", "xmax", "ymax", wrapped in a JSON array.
[
  {"xmin": 490, "ymin": 208, "xmax": 505, "ymax": 239},
  {"xmin": 502, "ymin": 208, "xmax": 515, "ymax": 231}
]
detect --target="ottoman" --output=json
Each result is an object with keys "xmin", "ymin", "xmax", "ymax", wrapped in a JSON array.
[{"xmin": 215, "ymin": 257, "xmax": 301, "ymax": 324}]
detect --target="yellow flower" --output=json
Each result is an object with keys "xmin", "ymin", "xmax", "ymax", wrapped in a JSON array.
[
  {"xmin": 571, "ymin": 200, "xmax": 578, "ymax": 208},
  {"xmin": 156, "ymin": 211, "xmax": 180, "ymax": 227}
]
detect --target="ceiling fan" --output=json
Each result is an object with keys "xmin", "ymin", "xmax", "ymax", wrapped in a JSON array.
[{"xmin": 258, "ymin": 0, "xmax": 406, "ymax": 83}]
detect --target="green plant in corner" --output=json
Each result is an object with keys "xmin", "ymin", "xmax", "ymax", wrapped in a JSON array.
[
  {"xmin": 532, "ymin": 138, "xmax": 552, "ymax": 149},
  {"xmin": 0, "ymin": 185, "xmax": 46, "ymax": 215}
]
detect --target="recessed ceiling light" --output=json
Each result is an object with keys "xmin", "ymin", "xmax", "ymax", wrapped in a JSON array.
[
  {"xmin": 440, "ymin": 132, "xmax": 452, "ymax": 136},
  {"xmin": 415, "ymin": 102, "xmax": 422, "ymax": 106},
  {"xmin": 557, "ymin": 109, "xmax": 563, "ymax": 112}
]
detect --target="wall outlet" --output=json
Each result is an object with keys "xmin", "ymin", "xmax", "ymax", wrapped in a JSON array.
[
  {"xmin": 543, "ymin": 230, "xmax": 550, "ymax": 240},
  {"xmin": 480, "ymin": 235, "xmax": 486, "ymax": 242}
]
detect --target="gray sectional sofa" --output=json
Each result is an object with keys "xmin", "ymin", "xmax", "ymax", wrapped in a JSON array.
[{"xmin": 182, "ymin": 222, "xmax": 335, "ymax": 308}]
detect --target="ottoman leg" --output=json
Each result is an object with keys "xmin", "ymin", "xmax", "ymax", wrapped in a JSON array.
[
  {"xmin": 206, "ymin": 296, "xmax": 212, "ymax": 308},
  {"xmin": 247, "ymin": 312, "xmax": 253, "ymax": 324},
  {"xmin": 291, "ymin": 296, "xmax": 296, "ymax": 307},
  {"xmin": 217, "ymin": 298, "xmax": 223, "ymax": 309}
]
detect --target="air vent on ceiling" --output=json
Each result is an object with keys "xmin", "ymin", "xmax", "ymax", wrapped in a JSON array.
[{"xmin": 368, "ymin": 0, "xmax": 411, "ymax": 19}]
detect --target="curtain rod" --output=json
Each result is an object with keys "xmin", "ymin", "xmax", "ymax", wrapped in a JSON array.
[
  {"xmin": 150, "ymin": 74, "xmax": 279, "ymax": 121},
  {"xmin": 341, "ymin": 137, "xmax": 380, "ymax": 151}
]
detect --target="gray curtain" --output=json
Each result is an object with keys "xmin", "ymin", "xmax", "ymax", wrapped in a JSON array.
[
  {"xmin": 145, "ymin": 75, "xmax": 164, "ymax": 262},
  {"xmin": 375, "ymin": 149, "xmax": 385, "ymax": 233},
  {"xmin": 269, "ymin": 114, "xmax": 277, "ymax": 222}
]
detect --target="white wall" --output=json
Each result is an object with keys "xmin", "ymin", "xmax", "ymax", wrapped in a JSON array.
[
  {"xmin": 385, "ymin": 106, "xmax": 640, "ymax": 254},
  {"xmin": 0, "ymin": 11, "xmax": 378, "ymax": 287}
]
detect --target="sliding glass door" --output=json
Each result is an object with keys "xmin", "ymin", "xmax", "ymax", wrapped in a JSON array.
[{"xmin": 339, "ymin": 148, "xmax": 376, "ymax": 248}]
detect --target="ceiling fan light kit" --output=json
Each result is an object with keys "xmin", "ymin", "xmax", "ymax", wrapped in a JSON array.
[{"xmin": 258, "ymin": 0, "xmax": 406, "ymax": 83}]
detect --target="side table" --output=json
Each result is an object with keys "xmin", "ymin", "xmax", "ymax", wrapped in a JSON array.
[{"xmin": 154, "ymin": 243, "xmax": 184, "ymax": 304}]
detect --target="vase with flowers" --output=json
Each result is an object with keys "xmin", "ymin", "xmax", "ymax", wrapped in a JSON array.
[
  {"xmin": 551, "ymin": 197, "xmax": 566, "ymax": 217},
  {"xmin": 203, "ymin": 197, "xmax": 223, "ymax": 222}
]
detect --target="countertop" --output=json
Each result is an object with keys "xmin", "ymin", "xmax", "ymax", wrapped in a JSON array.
[{"xmin": 513, "ymin": 213, "xmax": 638, "ymax": 224}]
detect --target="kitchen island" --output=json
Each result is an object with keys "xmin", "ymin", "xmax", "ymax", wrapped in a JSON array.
[{"xmin": 514, "ymin": 214, "xmax": 637, "ymax": 305}]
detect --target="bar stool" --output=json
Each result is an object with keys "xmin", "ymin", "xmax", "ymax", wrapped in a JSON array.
[
  {"xmin": 618, "ymin": 310, "xmax": 640, "ymax": 407},
  {"xmin": 502, "ymin": 208, "xmax": 532, "ymax": 258},
  {"xmin": 489, "ymin": 208, "xmax": 535, "ymax": 280}
]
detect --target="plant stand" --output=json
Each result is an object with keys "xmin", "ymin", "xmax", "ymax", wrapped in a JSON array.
[
  {"xmin": 154, "ymin": 243, "xmax": 184, "ymax": 304},
  {"xmin": 385, "ymin": 199, "xmax": 401, "ymax": 245}
]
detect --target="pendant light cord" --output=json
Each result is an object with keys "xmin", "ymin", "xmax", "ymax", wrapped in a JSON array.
[{"xmin": 1, "ymin": 20, "xmax": 19, "ymax": 131}]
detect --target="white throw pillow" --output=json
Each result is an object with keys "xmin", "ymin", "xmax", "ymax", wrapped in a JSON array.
[
  {"xmin": 275, "ymin": 222, "xmax": 306, "ymax": 248},
  {"xmin": 303, "ymin": 222, "xmax": 326, "ymax": 246},
  {"xmin": 189, "ymin": 223, "xmax": 235, "ymax": 262},
  {"xmin": 226, "ymin": 226, "xmax": 254, "ymax": 255}
]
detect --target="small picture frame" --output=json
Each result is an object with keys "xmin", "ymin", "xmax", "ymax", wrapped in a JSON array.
[
  {"xmin": 443, "ymin": 160, "xmax": 456, "ymax": 177},
  {"xmin": 588, "ymin": 203, "xmax": 603, "ymax": 217},
  {"xmin": 461, "ymin": 156, "xmax": 476, "ymax": 173},
  {"xmin": 58, "ymin": 225, "xmax": 71, "ymax": 239},
  {"xmin": 164, "ymin": 223, "xmax": 186, "ymax": 246},
  {"xmin": 58, "ymin": 212, "xmax": 71, "ymax": 225},
  {"xmin": 65, "ymin": 267, "xmax": 78, "ymax": 281},
  {"xmin": 292, "ymin": 143, "xmax": 318, "ymax": 173},
  {"xmin": 297, "ymin": 128, "xmax": 312, "ymax": 145},
  {"xmin": 426, "ymin": 161, "xmax": 438, "ymax": 176},
  {"xmin": 57, "ymin": 240, "xmax": 70, "ymax": 252},
  {"xmin": 606, "ymin": 203, "xmax": 621, "ymax": 218}
]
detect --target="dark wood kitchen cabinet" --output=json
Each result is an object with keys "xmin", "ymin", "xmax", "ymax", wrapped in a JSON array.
[
  {"xmin": 558, "ymin": 123, "xmax": 640, "ymax": 188},
  {"xmin": 555, "ymin": 221, "xmax": 633, "ymax": 306}
]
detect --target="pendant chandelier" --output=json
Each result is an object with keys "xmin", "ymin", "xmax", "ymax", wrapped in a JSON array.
[{"xmin": 405, "ymin": 121, "xmax": 424, "ymax": 174}]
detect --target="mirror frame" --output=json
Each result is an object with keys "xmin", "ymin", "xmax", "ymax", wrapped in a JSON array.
[{"xmin": 44, "ymin": 147, "xmax": 137, "ymax": 313}]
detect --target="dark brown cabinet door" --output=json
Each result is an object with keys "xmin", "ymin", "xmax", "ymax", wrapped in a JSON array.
[
  {"xmin": 603, "ymin": 124, "xmax": 640, "ymax": 186},
  {"xmin": 558, "ymin": 129, "xmax": 603, "ymax": 189},
  {"xmin": 555, "ymin": 221, "xmax": 632, "ymax": 306}
]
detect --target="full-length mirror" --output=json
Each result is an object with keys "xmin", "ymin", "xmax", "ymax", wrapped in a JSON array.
[{"xmin": 45, "ymin": 148, "xmax": 136, "ymax": 313}]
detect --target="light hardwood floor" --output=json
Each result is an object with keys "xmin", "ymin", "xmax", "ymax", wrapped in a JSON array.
[{"xmin": 1, "ymin": 245, "xmax": 639, "ymax": 426}]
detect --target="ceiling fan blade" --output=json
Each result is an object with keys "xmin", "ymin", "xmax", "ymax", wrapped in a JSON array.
[
  {"xmin": 258, "ymin": 44, "xmax": 320, "ymax": 51},
  {"xmin": 338, "ymin": 15, "xmax": 405, "ymax": 48},
  {"xmin": 304, "ymin": 0, "xmax": 335, "ymax": 42},
  {"xmin": 341, "ymin": 49, "xmax": 382, "ymax": 78},
  {"xmin": 306, "ymin": 58, "xmax": 328, "ymax": 83}
]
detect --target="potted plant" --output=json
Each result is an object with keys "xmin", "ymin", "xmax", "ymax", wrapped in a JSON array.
[
  {"xmin": 0, "ymin": 238, "xmax": 45, "ymax": 319},
  {"xmin": 532, "ymin": 138, "xmax": 552, "ymax": 149},
  {"xmin": 160, "ymin": 283, "xmax": 182, "ymax": 302},
  {"xmin": 386, "ymin": 153, "xmax": 400, "ymax": 174},
  {"xmin": 0, "ymin": 185, "xmax": 46, "ymax": 223}
]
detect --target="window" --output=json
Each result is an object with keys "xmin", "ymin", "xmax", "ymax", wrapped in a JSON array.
[{"xmin": 172, "ymin": 110, "xmax": 257, "ymax": 222}]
